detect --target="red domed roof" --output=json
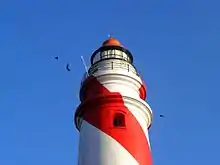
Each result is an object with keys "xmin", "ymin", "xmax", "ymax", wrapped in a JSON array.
[{"xmin": 102, "ymin": 37, "xmax": 122, "ymax": 47}]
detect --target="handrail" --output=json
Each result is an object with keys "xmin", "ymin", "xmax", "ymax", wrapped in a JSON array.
[{"xmin": 81, "ymin": 60, "xmax": 140, "ymax": 85}]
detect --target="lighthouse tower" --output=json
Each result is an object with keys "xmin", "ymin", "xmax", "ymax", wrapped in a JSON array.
[{"xmin": 74, "ymin": 37, "xmax": 153, "ymax": 165}]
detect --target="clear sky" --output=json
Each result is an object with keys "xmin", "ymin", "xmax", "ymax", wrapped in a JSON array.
[{"xmin": 0, "ymin": 0, "xmax": 220, "ymax": 164}]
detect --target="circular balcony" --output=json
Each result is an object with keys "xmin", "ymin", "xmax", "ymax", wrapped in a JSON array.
[{"xmin": 81, "ymin": 60, "xmax": 140, "ymax": 86}]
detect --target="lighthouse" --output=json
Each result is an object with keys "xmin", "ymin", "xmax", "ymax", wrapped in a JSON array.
[{"xmin": 74, "ymin": 37, "xmax": 153, "ymax": 165}]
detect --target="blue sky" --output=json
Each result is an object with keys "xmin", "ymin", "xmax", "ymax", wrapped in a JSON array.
[{"xmin": 0, "ymin": 0, "xmax": 220, "ymax": 164}]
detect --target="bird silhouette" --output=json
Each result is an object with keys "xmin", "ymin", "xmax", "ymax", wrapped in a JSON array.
[
  {"xmin": 54, "ymin": 56, "xmax": 58, "ymax": 60},
  {"xmin": 159, "ymin": 114, "xmax": 164, "ymax": 118},
  {"xmin": 66, "ymin": 63, "xmax": 71, "ymax": 71}
]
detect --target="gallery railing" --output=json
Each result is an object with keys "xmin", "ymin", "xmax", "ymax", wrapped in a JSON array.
[{"xmin": 81, "ymin": 60, "xmax": 140, "ymax": 85}]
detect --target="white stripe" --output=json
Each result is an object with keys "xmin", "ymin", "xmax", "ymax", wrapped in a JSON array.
[
  {"xmin": 78, "ymin": 121, "xmax": 139, "ymax": 165},
  {"xmin": 93, "ymin": 69, "xmax": 144, "ymax": 98}
]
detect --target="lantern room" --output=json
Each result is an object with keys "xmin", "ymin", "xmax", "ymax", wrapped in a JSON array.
[{"xmin": 90, "ymin": 37, "xmax": 134, "ymax": 65}]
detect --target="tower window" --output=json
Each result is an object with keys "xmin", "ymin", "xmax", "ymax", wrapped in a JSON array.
[{"xmin": 113, "ymin": 113, "xmax": 125, "ymax": 127}]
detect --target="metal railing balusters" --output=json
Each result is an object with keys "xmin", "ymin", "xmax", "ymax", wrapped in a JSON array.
[{"xmin": 81, "ymin": 61, "xmax": 140, "ymax": 86}]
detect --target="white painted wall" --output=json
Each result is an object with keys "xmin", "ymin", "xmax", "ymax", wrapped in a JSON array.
[{"xmin": 78, "ymin": 121, "xmax": 139, "ymax": 165}]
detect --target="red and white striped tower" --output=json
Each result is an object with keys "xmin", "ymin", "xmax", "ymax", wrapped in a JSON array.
[{"xmin": 74, "ymin": 37, "xmax": 153, "ymax": 165}]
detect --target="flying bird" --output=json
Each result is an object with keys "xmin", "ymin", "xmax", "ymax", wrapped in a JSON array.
[
  {"xmin": 54, "ymin": 56, "xmax": 58, "ymax": 60},
  {"xmin": 159, "ymin": 114, "xmax": 164, "ymax": 118},
  {"xmin": 66, "ymin": 63, "xmax": 71, "ymax": 71}
]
